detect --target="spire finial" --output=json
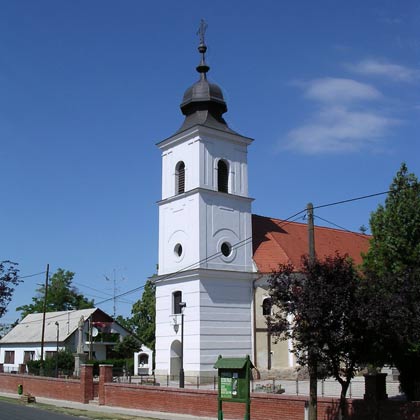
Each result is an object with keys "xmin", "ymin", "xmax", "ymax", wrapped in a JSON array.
[
  {"xmin": 196, "ymin": 19, "xmax": 209, "ymax": 75},
  {"xmin": 197, "ymin": 19, "xmax": 207, "ymax": 47}
]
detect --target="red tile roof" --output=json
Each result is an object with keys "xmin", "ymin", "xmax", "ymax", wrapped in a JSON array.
[{"xmin": 252, "ymin": 214, "xmax": 370, "ymax": 273}]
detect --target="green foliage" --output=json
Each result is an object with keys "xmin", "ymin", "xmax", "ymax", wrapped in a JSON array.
[
  {"xmin": 120, "ymin": 277, "xmax": 156, "ymax": 351},
  {"xmin": 0, "ymin": 261, "xmax": 20, "ymax": 319},
  {"xmin": 111, "ymin": 335, "xmax": 142, "ymax": 359},
  {"xmin": 88, "ymin": 358, "xmax": 135, "ymax": 376},
  {"xmin": 27, "ymin": 349, "xmax": 74, "ymax": 376},
  {"xmin": 17, "ymin": 268, "xmax": 94, "ymax": 318},
  {"xmin": 363, "ymin": 163, "xmax": 420, "ymax": 276},
  {"xmin": 361, "ymin": 164, "xmax": 420, "ymax": 400},
  {"xmin": 269, "ymin": 253, "xmax": 364, "ymax": 417}
]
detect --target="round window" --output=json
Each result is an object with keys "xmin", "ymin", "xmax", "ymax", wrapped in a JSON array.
[
  {"xmin": 174, "ymin": 243, "xmax": 183, "ymax": 258},
  {"xmin": 221, "ymin": 242, "xmax": 232, "ymax": 257}
]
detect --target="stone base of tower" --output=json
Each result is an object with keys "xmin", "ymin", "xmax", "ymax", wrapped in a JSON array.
[{"xmin": 154, "ymin": 268, "xmax": 256, "ymax": 379}]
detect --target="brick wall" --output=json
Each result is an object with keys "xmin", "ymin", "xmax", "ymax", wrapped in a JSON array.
[
  {"xmin": 1, "ymin": 369, "xmax": 420, "ymax": 420},
  {"xmin": 0, "ymin": 373, "xmax": 81, "ymax": 402},
  {"xmin": 101, "ymin": 383, "xmax": 420, "ymax": 420}
]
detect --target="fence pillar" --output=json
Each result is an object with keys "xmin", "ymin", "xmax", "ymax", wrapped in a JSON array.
[
  {"xmin": 0, "ymin": 364, "xmax": 4, "ymax": 373},
  {"xmin": 18, "ymin": 364, "xmax": 26, "ymax": 374},
  {"xmin": 99, "ymin": 364, "xmax": 113, "ymax": 405},
  {"xmin": 80, "ymin": 364, "xmax": 94, "ymax": 403},
  {"xmin": 364, "ymin": 373, "xmax": 388, "ymax": 401}
]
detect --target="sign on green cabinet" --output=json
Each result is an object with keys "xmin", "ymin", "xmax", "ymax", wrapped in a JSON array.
[{"xmin": 214, "ymin": 355, "xmax": 254, "ymax": 420}]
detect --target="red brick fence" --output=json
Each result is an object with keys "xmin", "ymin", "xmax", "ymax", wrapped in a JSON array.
[{"xmin": 1, "ymin": 365, "xmax": 420, "ymax": 419}]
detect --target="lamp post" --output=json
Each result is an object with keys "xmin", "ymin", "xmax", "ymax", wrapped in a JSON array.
[
  {"xmin": 179, "ymin": 301, "xmax": 186, "ymax": 388},
  {"xmin": 54, "ymin": 321, "xmax": 59, "ymax": 377}
]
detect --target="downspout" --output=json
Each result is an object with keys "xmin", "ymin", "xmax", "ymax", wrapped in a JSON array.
[{"xmin": 252, "ymin": 273, "xmax": 264, "ymax": 369}]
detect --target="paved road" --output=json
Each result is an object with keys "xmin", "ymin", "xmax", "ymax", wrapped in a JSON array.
[{"xmin": 0, "ymin": 400, "xmax": 80, "ymax": 420}]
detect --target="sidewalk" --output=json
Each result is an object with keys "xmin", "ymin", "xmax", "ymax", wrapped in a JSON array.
[{"xmin": 0, "ymin": 391, "xmax": 217, "ymax": 420}]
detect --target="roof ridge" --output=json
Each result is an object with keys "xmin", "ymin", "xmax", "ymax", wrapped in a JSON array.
[{"xmin": 252, "ymin": 213, "xmax": 371, "ymax": 237}]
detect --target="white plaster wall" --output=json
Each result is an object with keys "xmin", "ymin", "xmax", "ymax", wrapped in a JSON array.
[
  {"xmin": 158, "ymin": 193, "xmax": 200, "ymax": 276},
  {"xmin": 158, "ymin": 126, "xmax": 253, "ymax": 277},
  {"xmin": 0, "ymin": 343, "xmax": 62, "ymax": 371},
  {"xmin": 199, "ymin": 191, "xmax": 253, "ymax": 272},
  {"xmin": 155, "ymin": 275, "xmax": 201, "ymax": 376},
  {"xmin": 160, "ymin": 132, "xmax": 200, "ymax": 200},
  {"xmin": 158, "ymin": 126, "xmax": 252, "ymax": 201},
  {"xmin": 155, "ymin": 270, "xmax": 254, "ymax": 376},
  {"xmin": 199, "ymin": 133, "xmax": 250, "ymax": 197},
  {"xmin": 158, "ymin": 191, "xmax": 253, "ymax": 276},
  {"xmin": 199, "ymin": 274, "xmax": 253, "ymax": 372}
]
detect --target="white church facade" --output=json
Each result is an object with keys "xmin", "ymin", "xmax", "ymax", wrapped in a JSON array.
[{"xmin": 154, "ymin": 29, "xmax": 370, "ymax": 380}]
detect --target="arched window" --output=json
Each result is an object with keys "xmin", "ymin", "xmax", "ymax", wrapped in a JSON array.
[
  {"xmin": 175, "ymin": 161, "xmax": 185, "ymax": 194},
  {"xmin": 217, "ymin": 160, "xmax": 228, "ymax": 193},
  {"xmin": 173, "ymin": 291, "xmax": 182, "ymax": 314},
  {"xmin": 262, "ymin": 297, "xmax": 272, "ymax": 316},
  {"xmin": 138, "ymin": 353, "xmax": 149, "ymax": 365}
]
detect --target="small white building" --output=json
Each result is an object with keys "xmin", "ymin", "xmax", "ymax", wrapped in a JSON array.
[{"xmin": 0, "ymin": 308, "xmax": 134, "ymax": 372}]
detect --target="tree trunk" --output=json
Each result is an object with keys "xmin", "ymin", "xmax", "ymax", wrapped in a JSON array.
[
  {"xmin": 309, "ymin": 356, "xmax": 317, "ymax": 420},
  {"xmin": 339, "ymin": 382, "xmax": 350, "ymax": 420}
]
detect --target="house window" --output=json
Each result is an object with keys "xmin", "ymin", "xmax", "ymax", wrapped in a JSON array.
[
  {"xmin": 45, "ymin": 351, "xmax": 56, "ymax": 359},
  {"xmin": 262, "ymin": 297, "xmax": 272, "ymax": 316},
  {"xmin": 217, "ymin": 160, "xmax": 228, "ymax": 193},
  {"xmin": 4, "ymin": 351, "xmax": 15, "ymax": 364},
  {"xmin": 175, "ymin": 161, "xmax": 185, "ymax": 194},
  {"xmin": 173, "ymin": 291, "xmax": 182, "ymax": 314},
  {"xmin": 23, "ymin": 351, "xmax": 35, "ymax": 363}
]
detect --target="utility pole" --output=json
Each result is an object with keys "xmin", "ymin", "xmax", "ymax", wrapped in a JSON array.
[
  {"xmin": 307, "ymin": 203, "xmax": 317, "ymax": 420},
  {"xmin": 40, "ymin": 263, "xmax": 49, "ymax": 374},
  {"xmin": 113, "ymin": 269, "xmax": 116, "ymax": 318},
  {"xmin": 88, "ymin": 318, "xmax": 93, "ymax": 360}
]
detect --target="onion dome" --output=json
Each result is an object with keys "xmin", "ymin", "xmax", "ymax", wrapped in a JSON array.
[{"xmin": 177, "ymin": 21, "xmax": 235, "ymax": 134}]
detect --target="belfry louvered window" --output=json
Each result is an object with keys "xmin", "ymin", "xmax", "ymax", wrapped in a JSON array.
[
  {"xmin": 217, "ymin": 160, "xmax": 228, "ymax": 193},
  {"xmin": 175, "ymin": 161, "xmax": 185, "ymax": 194}
]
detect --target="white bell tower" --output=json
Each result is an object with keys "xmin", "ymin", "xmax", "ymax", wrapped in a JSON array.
[{"xmin": 154, "ymin": 24, "xmax": 255, "ymax": 379}]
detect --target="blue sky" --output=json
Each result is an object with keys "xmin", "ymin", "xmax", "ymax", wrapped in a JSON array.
[{"xmin": 1, "ymin": 0, "xmax": 419, "ymax": 323}]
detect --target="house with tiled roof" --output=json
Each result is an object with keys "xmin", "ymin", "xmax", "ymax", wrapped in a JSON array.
[
  {"xmin": 0, "ymin": 308, "xmax": 152, "ymax": 375},
  {"xmin": 153, "ymin": 30, "xmax": 370, "ymax": 380},
  {"xmin": 252, "ymin": 214, "xmax": 370, "ymax": 375}
]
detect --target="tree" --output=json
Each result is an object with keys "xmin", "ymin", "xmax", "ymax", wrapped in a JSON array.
[
  {"xmin": 268, "ymin": 253, "xmax": 364, "ymax": 419},
  {"xmin": 0, "ymin": 261, "xmax": 20, "ymax": 319},
  {"xmin": 27, "ymin": 349, "xmax": 75, "ymax": 376},
  {"xmin": 17, "ymin": 268, "xmax": 94, "ymax": 317},
  {"xmin": 112, "ymin": 335, "xmax": 142, "ymax": 359},
  {"xmin": 363, "ymin": 163, "xmax": 420, "ymax": 276},
  {"xmin": 119, "ymin": 277, "xmax": 156, "ymax": 351},
  {"xmin": 362, "ymin": 163, "xmax": 420, "ymax": 400}
]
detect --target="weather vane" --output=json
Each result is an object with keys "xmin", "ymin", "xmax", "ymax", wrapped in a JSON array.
[{"xmin": 197, "ymin": 19, "xmax": 208, "ymax": 46}]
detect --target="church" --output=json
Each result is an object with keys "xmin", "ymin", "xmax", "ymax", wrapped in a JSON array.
[{"xmin": 153, "ymin": 28, "xmax": 369, "ymax": 380}]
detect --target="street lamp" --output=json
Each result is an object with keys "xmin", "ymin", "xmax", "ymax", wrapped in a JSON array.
[
  {"xmin": 179, "ymin": 301, "xmax": 186, "ymax": 388},
  {"xmin": 55, "ymin": 321, "xmax": 59, "ymax": 377}
]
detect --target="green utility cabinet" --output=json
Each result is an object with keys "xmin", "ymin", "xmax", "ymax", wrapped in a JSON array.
[{"xmin": 214, "ymin": 355, "xmax": 253, "ymax": 420}]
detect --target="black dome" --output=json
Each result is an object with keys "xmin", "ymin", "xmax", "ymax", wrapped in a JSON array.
[
  {"xmin": 180, "ymin": 75, "xmax": 227, "ymax": 117},
  {"xmin": 176, "ymin": 23, "xmax": 236, "ymax": 135}
]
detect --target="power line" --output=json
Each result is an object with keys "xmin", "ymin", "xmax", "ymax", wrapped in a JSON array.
[
  {"xmin": 17, "ymin": 271, "xmax": 46, "ymax": 280},
  {"xmin": 94, "ymin": 209, "xmax": 309, "ymax": 306},
  {"xmin": 313, "ymin": 190, "xmax": 389, "ymax": 211},
  {"xmin": 314, "ymin": 215, "xmax": 371, "ymax": 241},
  {"xmin": 11, "ymin": 187, "xmax": 395, "ymax": 312}
]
